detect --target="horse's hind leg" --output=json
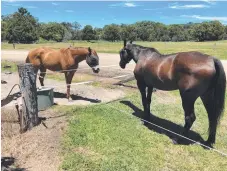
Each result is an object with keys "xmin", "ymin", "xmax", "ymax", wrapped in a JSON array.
[
  {"xmin": 39, "ymin": 66, "xmax": 46, "ymax": 86},
  {"xmin": 201, "ymin": 92, "xmax": 217, "ymax": 147},
  {"xmin": 180, "ymin": 90, "xmax": 198, "ymax": 136}
]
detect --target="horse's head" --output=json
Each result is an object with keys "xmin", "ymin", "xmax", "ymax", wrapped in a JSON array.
[
  {"xmin": 86, "ymin": 47, "xmax": 100, "ymax": 73},
  {"xmin": 119, "ymin": 40, "xmax": 133, "ymax": 69}
]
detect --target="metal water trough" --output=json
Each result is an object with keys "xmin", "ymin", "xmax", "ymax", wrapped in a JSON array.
[{"xmin": 37, "ymin": 87, "xmax": 54, "ymax": 111}]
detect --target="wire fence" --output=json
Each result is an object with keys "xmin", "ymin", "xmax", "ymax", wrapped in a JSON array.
[{"xmin": 37, "ymin": 63, "xmax": 134, "ymax": 75}]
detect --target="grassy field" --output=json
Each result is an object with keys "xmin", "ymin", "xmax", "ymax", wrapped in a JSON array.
[
  {"xmin": 2, "ymin": 40, "xmax": 227, "ymax": 60},
  {"xmin": 60, "ymin": 90, "xmax": 227, "ymax": 171},
  {"xmin": 1, "ymin": 60, "xmax": 18, "ymax": 73}
]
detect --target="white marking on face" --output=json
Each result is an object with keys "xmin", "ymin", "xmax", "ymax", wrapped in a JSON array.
[{"xmin": 92, "ymin": 65, "xmax": 99, "ymax": 70}]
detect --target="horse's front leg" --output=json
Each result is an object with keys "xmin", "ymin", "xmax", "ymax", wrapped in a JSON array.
[
  {"xmin": 65, "ymin": 71, "xmax": 75, "ymax": 100},
  {"xmin": 39, "ymin": 66, "xmax": 46, "ymax": 86},
  {"xmin": 147, "ymin": 86, "xmax": 153, "ymax": 117},
  {"xmin": 137, "ymin": 80, "xmax": 150, "ymax": 124}
]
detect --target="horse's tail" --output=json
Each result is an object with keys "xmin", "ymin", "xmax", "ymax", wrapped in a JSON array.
[
  {"xmin": 208, "ymin": 58, "xmax": 226, "ymax": 144},
  {"xmin": 213, "ymin": 58, "xmax": 226, "ymax": 124}
]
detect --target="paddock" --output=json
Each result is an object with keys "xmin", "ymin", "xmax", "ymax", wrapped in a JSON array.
[{"xmin": 1, "ymin": 50, "xmax": 227, "ymax": 171}]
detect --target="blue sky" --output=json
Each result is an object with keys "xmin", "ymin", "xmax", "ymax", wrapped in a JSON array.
[{"xmin": 2, "ymin": 1, "xmax": 227, "ymax": 28}]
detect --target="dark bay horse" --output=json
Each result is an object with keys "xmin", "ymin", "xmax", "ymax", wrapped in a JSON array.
[
  {"xmin": 26, "ymin": 46, "xmax": 100, "ymax": 99},
  {"xmin": 119, "ymin": 41, "xmax": 226, "ymax": 147}
]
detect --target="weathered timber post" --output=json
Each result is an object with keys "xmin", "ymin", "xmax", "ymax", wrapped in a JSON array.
[{"xmin": 17, "ymin": 63, "xmax": 39, "ymax": 132}]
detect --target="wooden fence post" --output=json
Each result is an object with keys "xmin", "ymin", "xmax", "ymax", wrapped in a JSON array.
[{"xmin": 17, "ymin": 63, "xmax": 39, "ymax": 132}]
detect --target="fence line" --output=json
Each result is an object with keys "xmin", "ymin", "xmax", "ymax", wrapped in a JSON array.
[
  {"xmin": 37, "ymin": 63, "xmax": 134, "ymax": 75},
  {"xmin": 37, "ymin": 73, "xmax": 133, "ymax": 89}
]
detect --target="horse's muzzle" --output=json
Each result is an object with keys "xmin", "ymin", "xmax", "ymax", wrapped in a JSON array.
[
  {"xmin": 119, "ymin": 61, "xmax": 126, "ymax": 69},
  {"xmin": 92, "ymin": 66, "xmax": 100, "ymax": 73}
]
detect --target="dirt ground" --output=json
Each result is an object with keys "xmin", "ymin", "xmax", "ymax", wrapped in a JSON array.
[
  {"xmin": 1, "ymin": 106, "xmax": 68, "ymax": 171},
  {"xmin": 2, "ymin": 50, "xmax": 227, "ymax": 171}
]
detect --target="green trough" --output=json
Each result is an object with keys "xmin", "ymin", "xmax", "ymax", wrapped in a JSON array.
[{"xmin": 37, "ymin": 87, "xmax": 54, "ymax": 111}]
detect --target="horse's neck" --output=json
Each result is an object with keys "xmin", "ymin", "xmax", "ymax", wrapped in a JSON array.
[
  {"xmin": 70, "ymin": 49, "xmax": 87, "ymax": 63},
  {"xmin": 131, "ymin": 50, "xmax": 140, "ymax": 63},
  {"xmin": 134, "ymin": 50, "xmax": 161, "ymax": 63}
]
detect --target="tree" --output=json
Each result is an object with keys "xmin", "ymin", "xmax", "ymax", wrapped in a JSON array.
[
  {"xmin": 1, "ymin": 15, "xmax": 9, "ymax": 41},
  {"xmin": 40, "ymin": 22, "xmax": 65, "ymax": 42},
  {"xmin": 134, "ymin": 21, "xmax": 156, "ymax": 41},
  {"xmin": 120, "ymin": 24, "xmax": 137, "ymax": 41},
  {"xmin": 168, "ymin": 24, "xmax": 187, "ymax": 41},
  {"xmin": 5, "ymin": 8, "xmax": 39, "ymax": 43},
  {"xmin": 103, "ymin": 24, "xmax": 120, "ymax": 42},
  {"xmin": 223, "ymin": 26, "xmax": 227, "ymax": 40},
  {"xmin": 71, "ymin": 22, "xmax": 82, "ymax": 40},
  {"xmin": 192, "ymin": 21, "xmax": 224, "ymax": 41},
  {"xmin": 82, "ymin": 25, "xmax": 96, "ymax": 41},
  {"xmin": 94, "ymin": 28, "xmax": 103, "ymax": 40}
]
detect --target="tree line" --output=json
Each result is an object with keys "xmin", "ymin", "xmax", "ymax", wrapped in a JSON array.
[{"xmin": 2, "ymin": 7, "xmax": 227, "ymax": 43}]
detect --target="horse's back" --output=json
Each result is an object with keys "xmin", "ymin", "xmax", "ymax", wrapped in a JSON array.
[
  {"xmin": 134, "ymin": 51, "xmax": 216, "ymax": 91},
  {"xmin": 173, "ymin": 51, "xmax": 215, "ymax": 77},
  {"xmin": 173, "ymin": 51, "xmax": 216, "ymax": 92}
]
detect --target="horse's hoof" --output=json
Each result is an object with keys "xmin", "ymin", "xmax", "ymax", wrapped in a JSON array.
[
  {"xmin": 172, "ymin": 138, "xmax": 179, "ymax": 144},
  {"xmin": 203, "ymin": 141, "xmax": 213, "ymax": 149},
  {"xmin": 68, "ymin": 97, "xmax": 73, "ymax": 102},
  {"xmin": 142, "ymin": 120, "xmax": 149, "ymax": 126}
]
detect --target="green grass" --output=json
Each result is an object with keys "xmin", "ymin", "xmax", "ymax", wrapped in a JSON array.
[
  {"xmin": 60, "ymin": 91, "xmax": 227, "ymax": 171},
  {"xmin": 1, "ymin": 60, "xmax": 18, "ymax": 73},
  {"xmin": 2, "ymin": 40, "xmax": 227, "ymax": 59}
]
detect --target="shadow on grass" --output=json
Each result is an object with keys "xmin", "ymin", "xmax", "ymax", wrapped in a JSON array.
[
  {"xmin": 54, "ymin": 91, "xmax": 101, "ymax": 103},
  {"xmin": 120, "ymin": 100, "xmax": 205, "ymax": 146}
]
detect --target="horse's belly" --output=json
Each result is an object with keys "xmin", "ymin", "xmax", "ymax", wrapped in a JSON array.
[
  {"xmin": 144, "ymin": 76, "xmax": 178, "ymax": 91},
  {"xmin": 44, "ymin": 63, "xmax": 62, "ymax": 71}
]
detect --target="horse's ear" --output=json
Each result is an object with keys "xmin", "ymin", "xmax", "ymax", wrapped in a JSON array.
[
  {"xmin": 88, "ymin": 47, "xmax": 91, "ymax": 54},
  {"xmin": 124, "ymin": 39, "xmax": 126, "ymax": 47}
]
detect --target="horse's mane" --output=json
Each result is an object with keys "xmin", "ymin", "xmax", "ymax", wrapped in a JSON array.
[
  {"xmin": 131, "ymin": 44, "xmax": 178, "ymax": 57},
  {"xmin": 131, "ymin": 44, "xmax": 161, "ymax": 54},
  {"xmin": 68, "ymin": 46, "xmax": 88, "ymax": 50}
]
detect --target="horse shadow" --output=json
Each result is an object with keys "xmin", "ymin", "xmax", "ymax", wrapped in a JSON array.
[
  {"xmin": 1, "ymin": 157, "xmax": 26, "ymax": 171},
  {"xmin": 120, "ymin": 100, "xmax": 205, "ymax": 146},
  {"xmin": 54, "ymin": 91, "xmax": 101, "ymax": 103}
]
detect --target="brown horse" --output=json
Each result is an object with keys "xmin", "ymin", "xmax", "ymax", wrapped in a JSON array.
[
  {"xmin": 119, "ymin": 41, "xmax": 226, "ymax": 147},
  {"xmin": 26, "ymin": 46, "xmax": 100, "ymax": 99}
]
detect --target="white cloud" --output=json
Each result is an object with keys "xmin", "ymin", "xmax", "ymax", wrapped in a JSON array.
[
  {"xmin": 181, "ymin": 15, "xmax": 227, "ymax": 22},
  {"xmin": 170, "ymin": 4, "xmax": 209, "ymax": 9},
  {"xmin": 109, "ymin": 2, "xmax": 139, "ymax": 8},
  {"xmin": 65, "ymin": 10, "xmax": 74, "ymax": 13},
  {"xmin": 52, "ymin": 2, "xmax": 58, "ymax": 6},
  {"xmin": 54, "ymin": 10, "xmax": 59, "ymax": 13},
  {"xmin": 124, "ymin": 2, "xmax": 136, "ymax": 7},
  {"xmin": 4, "ymin": 3, "xmax": 21, "ymax": 7},
  {"xmin": 201, "ymin": 0, "xmax": 216, "ymax": 5}
]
